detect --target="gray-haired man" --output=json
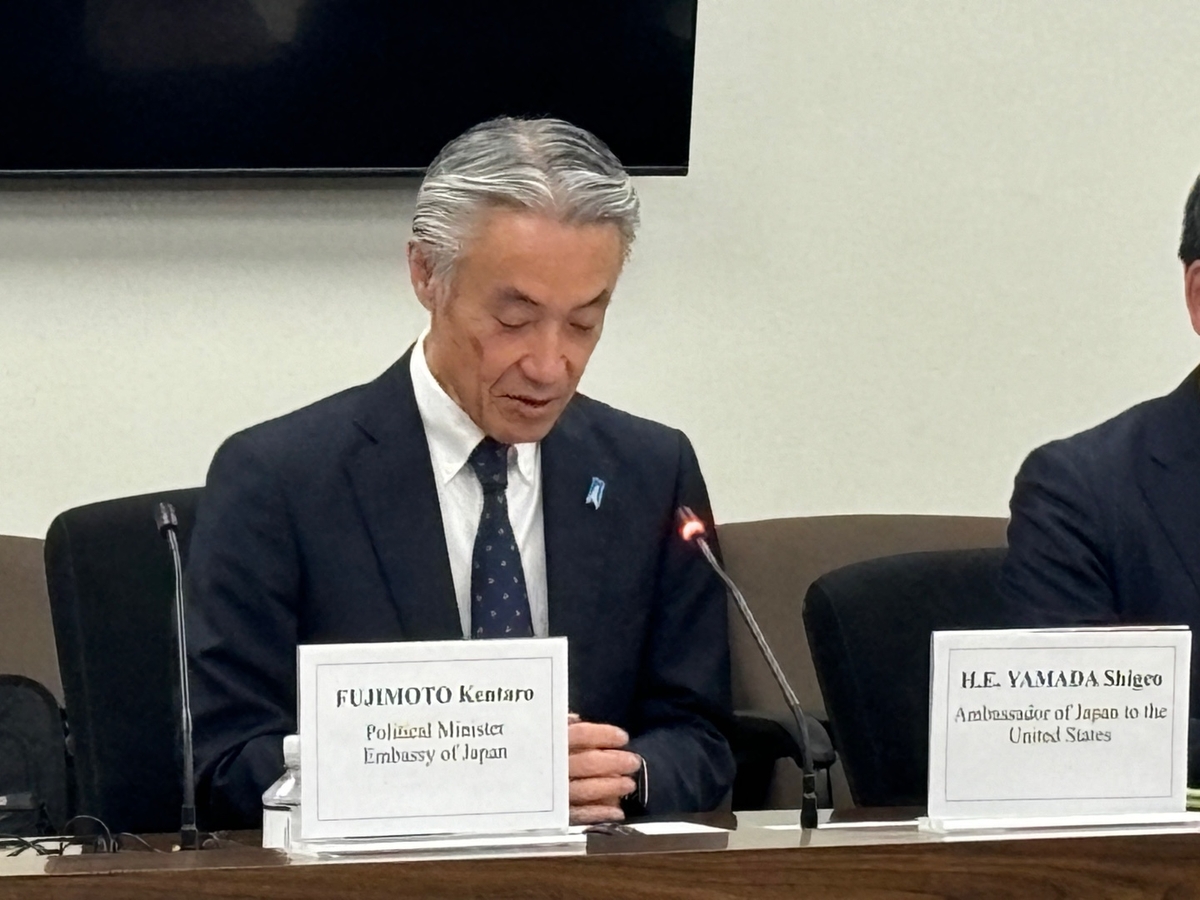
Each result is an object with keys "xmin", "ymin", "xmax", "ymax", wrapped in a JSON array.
[{"xmin": 187, "ymin": 118, "xmax": 736, "ymax": 828}]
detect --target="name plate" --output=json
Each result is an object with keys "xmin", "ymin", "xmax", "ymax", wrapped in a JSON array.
[
  {"xmin": 298, "ymin": 637, "xmax": 568, "ymax": 840},
  {"xmin": 927, "ymin": 627, "xmax": 1191, "ymax": 827}
]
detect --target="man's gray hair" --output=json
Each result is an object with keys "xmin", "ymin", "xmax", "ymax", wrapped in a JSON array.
[{"xmin": 411, "ymin": 117, "xmax": 640, "ymax": 280}]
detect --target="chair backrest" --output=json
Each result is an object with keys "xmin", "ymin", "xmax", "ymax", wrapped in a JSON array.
[
  {"xmin": 44, "ymin": 488, "xmax": 202, "ymax": 834},
  {"xmin": 717, "ymin": 515, "xmax": 1008, "ymax": 723},
  {"xmin": 803, "ymin": 547, "xmax": 1010, "ymax": 808},
  {"xmin": 717, "ymin": 515, "xmax": 1007, "ymax": 808},
  {"xmin": 0, "ymin": 535, "xmax": 62, "ymax": 703}
]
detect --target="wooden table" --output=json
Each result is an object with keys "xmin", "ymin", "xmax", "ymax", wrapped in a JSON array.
[{"xmin": 4, "ymin": 810, "xmax": 1200, "ymax": 899}]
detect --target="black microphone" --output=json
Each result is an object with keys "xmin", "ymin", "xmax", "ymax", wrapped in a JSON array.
[
  {"xmin": 155, "ymin": 502, "xmax": 178, "ymax": 536},
  {"xmin": 155, "ymin": 502, "xmax": 200, "ymax": 851},
  {"xmin": 676, "ymin": 506, "xmax": 820, "ymax": 830}
]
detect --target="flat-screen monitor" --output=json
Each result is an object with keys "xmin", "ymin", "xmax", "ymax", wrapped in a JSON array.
[{"xmin": 0, "ymin": 1, "xmax": 697, "ymax": 176}]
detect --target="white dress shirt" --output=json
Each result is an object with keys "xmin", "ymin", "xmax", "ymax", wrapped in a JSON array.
[{"xmin": 409, "ymin": 331, "xmax": 549, "ymax": 639}]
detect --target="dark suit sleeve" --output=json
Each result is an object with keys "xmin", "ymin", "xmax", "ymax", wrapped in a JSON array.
[
  {"xmin": 187, "ymin": 433, "xmax": 300, "ymax": 828},
  {"xmin": 1001, "ymin": 440, "xmax": 1200, "ymax": 782},
  {"xmin": 626, "ymin": 432, "xmax": 736, "ymax": 814},
  {"xmin": 999, "ymin": 441, "xmax": 1119, "ymax": 626}
]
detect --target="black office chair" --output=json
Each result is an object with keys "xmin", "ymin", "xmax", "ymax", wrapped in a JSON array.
[
  {"xmin": 44, "ymin": 488, "xmax": 202, "ymax": 834},
  {"xmin": 803, "ymin": 547, "xmax": 1008, "ymax": 808},
  {"xmin": 0, "ymin": 675, "xmax": 70, "ymax": 834}
]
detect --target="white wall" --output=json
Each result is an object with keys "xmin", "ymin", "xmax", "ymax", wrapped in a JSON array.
[{"xmin": 3, "ymin": 0, "xmax": 1200, "ymax": 539}]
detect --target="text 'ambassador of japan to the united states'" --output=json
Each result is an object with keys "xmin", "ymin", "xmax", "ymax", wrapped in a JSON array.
[{"xmin": 185, "ymin": 117, "xmax": 736, "ymax": 829}]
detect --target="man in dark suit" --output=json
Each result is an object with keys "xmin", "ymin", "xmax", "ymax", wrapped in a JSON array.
[
  {"xmin": 186, "ymin": 117, "xmax": 734, "ymax": 829},
  {"xmin": 1000, "ymin": 172, "xmax": 1200, "ymax": 776}
]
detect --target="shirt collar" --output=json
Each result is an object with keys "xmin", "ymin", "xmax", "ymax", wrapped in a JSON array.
[{"xmin": 409, "ymin": 329, "xmax": 538, "ymax": 487}]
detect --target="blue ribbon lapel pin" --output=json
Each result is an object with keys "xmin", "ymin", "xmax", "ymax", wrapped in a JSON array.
[{"xmin": 585, "ymin": 477, "xmax": 605, "ymax": 510}]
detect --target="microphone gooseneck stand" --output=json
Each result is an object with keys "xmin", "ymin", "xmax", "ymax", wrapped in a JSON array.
[
  {"xmin": 155, "ymin": 502, "xmax": 200, "ymax": 850},
  {"xmin": 676, "ymin": 506, "xmax": 820, "ymax": 830}
]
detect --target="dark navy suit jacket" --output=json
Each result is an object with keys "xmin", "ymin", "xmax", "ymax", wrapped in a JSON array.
[
  {"xmin": 999, "ymin": 368, "xmax": 1200, "ymax": 777},
  {"xmin": 186, "ymin": 350, "xmax": 735, "ymax": 827}
]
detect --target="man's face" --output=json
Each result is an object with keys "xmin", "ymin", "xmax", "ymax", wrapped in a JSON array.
[
  {"xmin": 1187, "ymin": 261, "xmax": 1200, "ymax": 338},
  {"xmin": 412, "ymin": 208, "xmax": 626, "ymax": 444}
]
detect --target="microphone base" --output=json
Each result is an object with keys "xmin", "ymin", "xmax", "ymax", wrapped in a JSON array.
[
  {"xmin": 179, "ymin": 806, "xmax": 200, "ymax": 851},
  {"xmin": 800, "ymin": 771, "xmax": 819, "ymax": 829}
]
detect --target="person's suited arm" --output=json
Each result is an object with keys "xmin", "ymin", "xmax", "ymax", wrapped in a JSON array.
[
  {"xmin": 626, "ymin": 433, "xmax": 735, "ymax": 814},
  {"xmin": 999, "ymin": 441, "xmax": 1120, "ymax": 627},
  {"xmin": 187, "ymin": 432, "xmax": 300, "ymax": 828},
  {"xmin": 1001, "ymin": 441, "xmax": 1200, "ymax": 781}
]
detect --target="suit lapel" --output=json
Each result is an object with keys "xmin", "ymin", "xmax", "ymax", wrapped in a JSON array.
[
  {"xmin": 541, "ymin": 399, "xmax": 619, "ymax": 640},
  {"xmin": 345, "ymin": 348, "xmax": 462, "ymax": 640},
  {"xmin": 1140, "ymin": 368, "xmax": 1200, "ymax": 600}
]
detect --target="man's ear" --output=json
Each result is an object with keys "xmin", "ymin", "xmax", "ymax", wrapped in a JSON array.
[
  {"xmin": 408, "ymin": 241, "xmax": 438, "ymax": 313},
  {"xmin": 1186, "ymin": 261, "xmax": 1200, "ymax": 338}
]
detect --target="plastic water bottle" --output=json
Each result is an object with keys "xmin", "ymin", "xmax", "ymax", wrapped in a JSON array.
[{"xmin": 261, "ymin": 734, "xmax": 300, "ymax": 850}]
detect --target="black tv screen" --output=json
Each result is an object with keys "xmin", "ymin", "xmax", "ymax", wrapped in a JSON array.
[{"xmin": 0, "ymin": 1, "xmax": 697, "ymax": 176}]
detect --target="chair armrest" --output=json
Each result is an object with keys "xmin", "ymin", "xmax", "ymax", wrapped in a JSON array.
[{"xmin": 731, "ymin": 709, "xmax": 836, "ymax": 770}]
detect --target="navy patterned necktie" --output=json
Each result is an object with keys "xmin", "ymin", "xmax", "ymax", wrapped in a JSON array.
[{"xmin": 468, "ymin": 438, "xmax": 533, "ymax": 639}]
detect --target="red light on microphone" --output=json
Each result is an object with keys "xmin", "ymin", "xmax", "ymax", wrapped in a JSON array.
[{"xmin": 675, "ymin": 506, "xmax": 706, "ymax": 542}]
